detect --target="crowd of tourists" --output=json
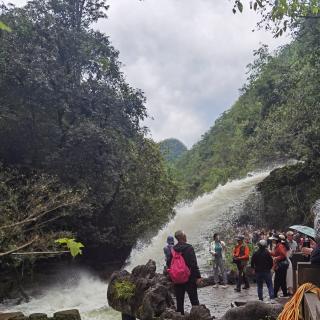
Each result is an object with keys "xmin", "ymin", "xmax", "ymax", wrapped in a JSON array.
[{"xmin": 162, "ymin": 201, "xmax": 320, "ymax": 315}]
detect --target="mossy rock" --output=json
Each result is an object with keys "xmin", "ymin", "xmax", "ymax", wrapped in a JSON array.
[{"xmin": 114, "ymin": 280, "xmax": 136, "ymax": 301}]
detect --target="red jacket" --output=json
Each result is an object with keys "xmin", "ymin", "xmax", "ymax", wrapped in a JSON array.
[
  {"xmin": 271, "ymin": 243, "xmax": 287, "ymax": 269},
  {"xmin": 233, "ymin": 244, "xmax": 250, "ymax": 261}
]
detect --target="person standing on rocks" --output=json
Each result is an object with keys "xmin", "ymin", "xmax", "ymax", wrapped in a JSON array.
[
  {"xmin": 210, "ymin": 233, "xmax": 228, "ymax": 288},
  {"xmin": 168, "ymin": 230, "xmax": 203, "ymax": 315},
  {"xmin": 251, "ymin": 240, "xmax": 275, "ymax": 302},
  {"xmin": 232, "ymin": 235, "xmax": 250, "ymax": 292},
  {"xmin": 163, "ymin": 235, "xmax": 175, "ymax": 269}
]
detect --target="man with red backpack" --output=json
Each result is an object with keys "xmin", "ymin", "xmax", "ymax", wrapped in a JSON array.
[{"xmin": 167, "ymin": 230, "xmax": 203, "ymax": 315}]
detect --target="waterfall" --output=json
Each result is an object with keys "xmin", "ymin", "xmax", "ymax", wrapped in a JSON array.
[{"xmin": 126, "ymin": 170, "xmax": 270, "ymax": 274}]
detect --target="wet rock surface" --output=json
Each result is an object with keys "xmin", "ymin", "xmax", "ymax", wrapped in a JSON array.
[
  {"xmin": 108, "ymin": 260, "xmax": 176, "ymax": 319},
  {"xmin": 0, "ymin": 312, "xmax": 27, "ymax": 320},
  {"xmin": 107, "ymin": 260, "xmax": 217, "ymax": 319},
  {"xmin": 220, "ymin": 300, "xmax": 283, "ymax": 320},
  {"xmin": 190, "ymin": 285, "xmax": 259, "ymax": 318},
  {"xmin": 107, "ymin": 260, "xmax": 283, "ymax": 320}
]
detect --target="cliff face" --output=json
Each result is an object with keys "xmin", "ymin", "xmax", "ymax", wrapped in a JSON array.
[{"xmin": 256, "ymin": 161, "xmax": 320, "ymax": 229}]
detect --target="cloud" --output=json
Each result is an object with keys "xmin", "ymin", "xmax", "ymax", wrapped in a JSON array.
[
  {"xmin": 6, "ymin": 0, "xmax": 289, "ymax": 147},
  {"xmin": 97, "ymin": 0, "xmax": 289, "ymax": 147}
]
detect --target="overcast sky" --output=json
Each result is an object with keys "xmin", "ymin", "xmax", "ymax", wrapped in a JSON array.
[{"xmin": 7, "ymin": 0, "xmax": 289, "ymax": 148}]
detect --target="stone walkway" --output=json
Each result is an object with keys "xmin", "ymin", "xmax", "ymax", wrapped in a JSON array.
[{"xmin": 184, "ymin": 285, "xmax": 260, "ymax": 318}]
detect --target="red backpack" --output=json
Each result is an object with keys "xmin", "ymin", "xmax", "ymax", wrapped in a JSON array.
[{"xmin": 167, "ymin": 249, "xmax": 191, "ymax": 284}]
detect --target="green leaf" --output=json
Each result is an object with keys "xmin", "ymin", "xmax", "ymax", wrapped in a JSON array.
[
  {"xmin": 55, "ymin": 238, "xmax": 84, "ymax": 257},
  {"xmin": 0, "ymin": 21, "xmax": 12, "ymax": 32}
]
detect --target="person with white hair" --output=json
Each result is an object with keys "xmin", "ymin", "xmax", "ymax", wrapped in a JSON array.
[{"xmin": 251, "ymin": 240, "xmax": 275, "ymax": 302}]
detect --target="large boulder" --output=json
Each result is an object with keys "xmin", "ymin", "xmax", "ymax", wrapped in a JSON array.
[
  {"xmin": 189, "ymin": 305, "xmax": 214, "ymax": 320},
  {"xmin": 220, "ymin": 301, "xmax": 283, "ymax": 320},
  {"xmin": 107, "ymin": 260, "xmax": 214, "ymax": 320},
  {"xmin": 53, "ymin": 310, "xmax": 81, "ymax": 320},
  {"xmin": 108, "ymin": 260, "xmax": 175, "ymax": 319},
  {"xmin": 0, "ymin": 313, "xmax": 27, "ymax": 320}
]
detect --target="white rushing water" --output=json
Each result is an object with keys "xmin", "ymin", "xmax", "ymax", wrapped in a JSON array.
[
  {"xmin": 1, "ymin": 170, "xmax": 271, "ymax": 319},
  {"xmin": 0, "ymin": 270, "xmax": 120, "ymax": 320},
  {"xmin": 126, "ymin": 170, "xmax": 271, "ymax": 274}
]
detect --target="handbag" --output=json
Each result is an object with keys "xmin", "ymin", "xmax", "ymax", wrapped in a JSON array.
[{"xmin": 278, "ymin": 259, "xmax": 289, "ymax": 270}]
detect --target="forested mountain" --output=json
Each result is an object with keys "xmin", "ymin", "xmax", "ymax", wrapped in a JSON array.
[
  {"xmin": 159, "ymin": 138, "xmax": 187, "ymax": 162},
  {"xmin": 0, "ymin": 0, "xmax": 177, "ymax": 266},
  {"xmin": 175, "ymin": 18, "xmax": 320, "ymax": 208}
]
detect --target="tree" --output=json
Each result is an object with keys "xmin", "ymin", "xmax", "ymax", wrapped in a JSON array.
[
  {"xmin": 175, "ymin": 18, "xmax": 320, "ymax": 200},
  {"xmin": 233, "ymin": 0, "xmax": 320, "ymax": 36},
  {"xmin": 0, "ymin": 0, "xmax": 177, "ymax": 264}
]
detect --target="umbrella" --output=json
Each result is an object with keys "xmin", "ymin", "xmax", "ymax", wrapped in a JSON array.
[{"xmin": 289, "ymin": 225, "xmax": 315, "ymax": 240}]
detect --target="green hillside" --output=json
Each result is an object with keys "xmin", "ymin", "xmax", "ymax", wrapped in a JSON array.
[
  {"xmin": 159, "ymin": 138, "xmax": 188, "ymax": 162},
  {"xmin": 175, "ymin": 18, "xmax": 320, "ymax": 202}
]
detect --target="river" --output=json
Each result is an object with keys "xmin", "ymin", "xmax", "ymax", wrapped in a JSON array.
[{"xmin": 0, "ymin": 170, "xmax": 271, "ymax": 319}]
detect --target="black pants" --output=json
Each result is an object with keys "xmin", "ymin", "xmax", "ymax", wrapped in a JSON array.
[
  {"xmin": 274, "ymin": 266, "xmax": 288, "ymax": 297},
  {"xmin": 121, "ymin": 314, "xmax": 135, "ymax": 320},
  {"xmin": 236, "ymin": 264, "xmax": 249, "ymax": 290},
  {"xmin": 174, "ymin": 281, "xmax": 199, "ymax": 315}
]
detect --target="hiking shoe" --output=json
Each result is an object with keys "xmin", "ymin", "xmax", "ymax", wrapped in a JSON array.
[
  {"xmin": 242, "ymin": 286, "xmax": 250, "ymax": 290},
  {"xmin": 234, "ymin": 288, "xmax": 241, "ymax": 292},
  {"xmin": 221, "ymin": 285, "xmax": 228, "ymax": 289}
]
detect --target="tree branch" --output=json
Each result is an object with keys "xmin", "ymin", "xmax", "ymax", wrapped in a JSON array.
[
  {"xmin": 0, "ymin": 201, "xmax": 76, "ymax": 231},
  {"xmin": 0, "ymin": 237, "xmax": 38, "ymax": 257}
]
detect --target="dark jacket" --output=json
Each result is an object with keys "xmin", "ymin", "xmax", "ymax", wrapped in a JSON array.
[
  {"xmin": 167, "ymin": 242, "xmax": 201, "ymax": 281},
  {"xmin": 251, "ymin": 248, "xmax": 273, "ymax": 273},
  {"xmin": 164, "ymin": 244, "xmax": 173, "ymax": 267},
  {"xmin": 311, "ymin": 245, "xmax": 320, "ymax": 265}
]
